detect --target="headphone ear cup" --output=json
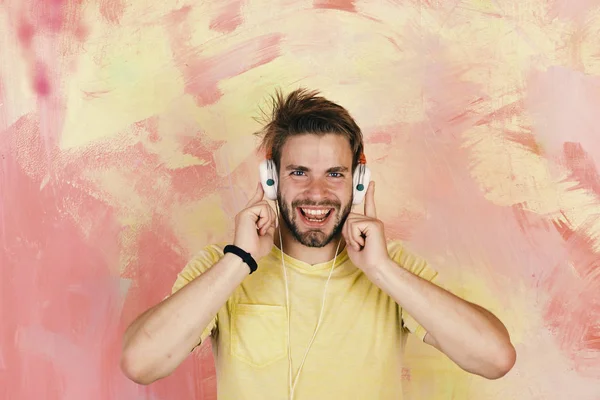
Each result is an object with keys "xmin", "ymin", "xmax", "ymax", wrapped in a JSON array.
[
  {"xmin": 259, "ymin": 160, "xmax": 278, "ymax": 200},
  {"xmin": 352, "ymin": 165, "xmax": 371, "ymax": 205}
]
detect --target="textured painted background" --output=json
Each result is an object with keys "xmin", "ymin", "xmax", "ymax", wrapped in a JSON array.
[{"xmin": 2, "ymin": 0, "xmax": 600, "ymax": 399}]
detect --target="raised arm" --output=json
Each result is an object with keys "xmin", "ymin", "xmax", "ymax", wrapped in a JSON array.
[
  {"xmin": 120, "ymin": 183, "xmax": 277, "ymax": 384},
  {"xmin": 372, "ymin": 258, "xmax": 516, "ymax": 379},
  {"xmin": 342, "ymin": 181, "xmax": 516, "ymax": 380},
  {"xmin": 120, "ymin": 253, "xmax": 249, "ymax": 384}
]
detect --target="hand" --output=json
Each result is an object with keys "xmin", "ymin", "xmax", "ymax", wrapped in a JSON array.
[
  {"xmin": 233, "ymin": 183, "xmax": 278, "ymax": 260},
  {"xmin": 342, "ymin": 182, "xmax": 390, "ymax": 273}
]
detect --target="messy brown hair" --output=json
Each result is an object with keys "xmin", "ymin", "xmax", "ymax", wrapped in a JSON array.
[{"xmin": 254, "ymin": 88, "xmax": 364, "ymax": 172}]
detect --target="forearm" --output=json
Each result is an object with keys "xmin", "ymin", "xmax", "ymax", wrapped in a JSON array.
[
  {"xmin": 120, "ymin": 253, "xmax": 249, "ymax": 384},
  {"xmin": 368, "ymin": 258, "xmax": 516, "ymax": 379}
]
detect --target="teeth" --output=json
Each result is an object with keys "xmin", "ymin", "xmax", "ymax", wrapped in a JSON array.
[{"xmin": 301, "ymin": 208, "xmax": 329, "ymax": 216}]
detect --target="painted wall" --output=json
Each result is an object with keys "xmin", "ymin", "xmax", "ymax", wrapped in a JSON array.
[{"xmin": 1, "ymin": 0, "xmax": 600, "ymax": 398}]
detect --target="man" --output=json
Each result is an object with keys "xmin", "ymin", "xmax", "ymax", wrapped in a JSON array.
[{"xmin": 120, "ymin": 88, "xmax": 516, "ymax": 399}]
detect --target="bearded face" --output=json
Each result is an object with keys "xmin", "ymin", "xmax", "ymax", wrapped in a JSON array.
[{"xmin": 275, "ymin": 134, "xmax": 355, "ymax": 248}]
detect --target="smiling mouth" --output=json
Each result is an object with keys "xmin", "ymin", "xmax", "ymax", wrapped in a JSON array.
[{"xmin": 298, "ymin": 207, "xmax": 334, "ymax": 224}]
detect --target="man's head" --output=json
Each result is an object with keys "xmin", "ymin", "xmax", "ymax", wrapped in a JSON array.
[{"xmin": 255, "ymin": 88, "xmax": 364, "ymax": 248}]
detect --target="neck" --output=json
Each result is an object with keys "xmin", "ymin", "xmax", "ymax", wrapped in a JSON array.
[{"xmin": 275, "ymin": 218, "xmax": 345, "ymax": 265}]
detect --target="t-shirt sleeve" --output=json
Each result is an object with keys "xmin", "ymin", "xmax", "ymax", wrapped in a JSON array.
[
  {"xmin": 170, "ymin": 244, "xmax": 225, "ymax": 346},
  {"xmin": 388, "ymin": 241, "xmax": 441, "ymax": 342}
]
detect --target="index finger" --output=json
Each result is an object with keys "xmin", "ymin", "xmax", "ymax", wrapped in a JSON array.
[
  {"xmin": 246, "ymin": 183, "xmax": 264, "ymax": 207},
  {"xmin": 364, "ymin": 181, "xmax": 376, "ymax": 218}
]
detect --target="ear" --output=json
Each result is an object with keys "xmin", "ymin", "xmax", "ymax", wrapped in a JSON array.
[{"xmin": 259, "ymin": 159, "xmax": 278, "ymax": 200}]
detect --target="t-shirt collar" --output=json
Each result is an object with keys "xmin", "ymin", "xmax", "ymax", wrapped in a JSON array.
[{"xmin": 268, "ymin": 244, "xmax": 350, "ymax": 273}]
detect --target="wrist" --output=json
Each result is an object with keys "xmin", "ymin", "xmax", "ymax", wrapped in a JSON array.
[
  {"xmin": 232, "ymin": 239, "xmax": 258, "ymax": 257},
  {"xmin": 224, "ymin": 244, "xmax": 258, "ymax": 274},
  {"xmin": 221, "ymin": 252, "xmax": 252, "ymax": 276},
  {"xmin": 232, "ymin": 242, "xmax": 253, "ymax": 256}
]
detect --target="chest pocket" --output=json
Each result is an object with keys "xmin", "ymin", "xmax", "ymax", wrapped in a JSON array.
[{"xmin": 230, "ymin": 304, "xmax": 287, "ymax": 368}]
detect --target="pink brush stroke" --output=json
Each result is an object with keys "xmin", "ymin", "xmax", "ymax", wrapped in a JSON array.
[
  {"xmin": 313, "ymin": 0, "xmax": 357, "ymax": 13},
  {"xmin": 562, "ymin": 142, "xmax": 600, "ymax": 197},
  {"xmin": 166, "ymin": 6, "xmax": 283, "ymax": 107},
  {"xmin": 209, "ymin": 0, "xmax": 245, "ymax": 33},
  {"xmin": 0, "ymin": 110, "xmax": 229, "ymax": 398},
  {"xmin": 523, "ymin": 66, "xmax": 600, "ymax": 374},
  {"xmin": 548, "ymin": 0, "xmax": 600, "ymax": 22},
  {"xmin": 99, "ymin": 0, "xmax": 126, "ymax": 25},
  {"xmin": 527, "ymin": 67, "xmax": 600, "ymax": 165}
]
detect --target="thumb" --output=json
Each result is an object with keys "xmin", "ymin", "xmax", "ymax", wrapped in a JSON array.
[{"xmin": 364, "ymin": 181, "xmax": 376, "ymax": 218}]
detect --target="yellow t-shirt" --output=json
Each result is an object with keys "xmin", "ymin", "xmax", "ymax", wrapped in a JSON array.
[{"xmin": 171, "ymin": 240, "xmax": 439, "ymax": 400}]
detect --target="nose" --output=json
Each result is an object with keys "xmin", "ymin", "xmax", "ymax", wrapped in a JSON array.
[{"xmin": 304, "ymin": 177, "xmax": 330, "ymax": 201}]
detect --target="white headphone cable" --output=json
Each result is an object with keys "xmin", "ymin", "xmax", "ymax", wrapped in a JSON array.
[
  {"xmin": 290, "ymin": 240, "xmax": 340, "ymax": 399},
  {"xmin": 275, "ymin": 203, "xmax": 294, "ymax": 396}
]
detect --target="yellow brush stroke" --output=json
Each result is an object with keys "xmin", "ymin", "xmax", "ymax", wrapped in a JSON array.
[
  {"xmin": 170, "ymin": 194, "xmax": 231, "ymax": 253},
  {"xmin": 61, "ymin": 23, "xmax": 185, "ymax": 150},
  {"xmin": 83, "ymin": 167, "xmax": 153, "ymax": 218},
  {"xmin": 464, "ymin": 125, "xmax": 600, "ymax": 253}
]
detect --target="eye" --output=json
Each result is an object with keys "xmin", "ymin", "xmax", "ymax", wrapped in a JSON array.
[
  {"xmin": 329, "ymin": 172, "xmax": 343, "ymax": 178},
  {"xmin": 290, "ymin": 170, "xmax": 305, "ymax": 176}
]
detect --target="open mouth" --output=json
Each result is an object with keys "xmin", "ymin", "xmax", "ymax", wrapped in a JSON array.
[{"xmin": 297, "ymin": 207, "xmax": 334, "ymax": 226}]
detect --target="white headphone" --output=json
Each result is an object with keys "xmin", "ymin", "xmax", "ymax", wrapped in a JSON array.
[{"xmin": 258, "ymin": 155, "xmax": 371, "ymax": 399}]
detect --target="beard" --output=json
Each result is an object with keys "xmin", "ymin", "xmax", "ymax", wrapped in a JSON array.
[{"xmin": 277, "ymin": 192, "xmax": 353, "ymax": 248}]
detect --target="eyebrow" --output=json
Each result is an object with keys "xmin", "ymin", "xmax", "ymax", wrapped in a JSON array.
[{"xmin": 285, "ymin": 165, "xmax": 349, "ymax": 173}]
